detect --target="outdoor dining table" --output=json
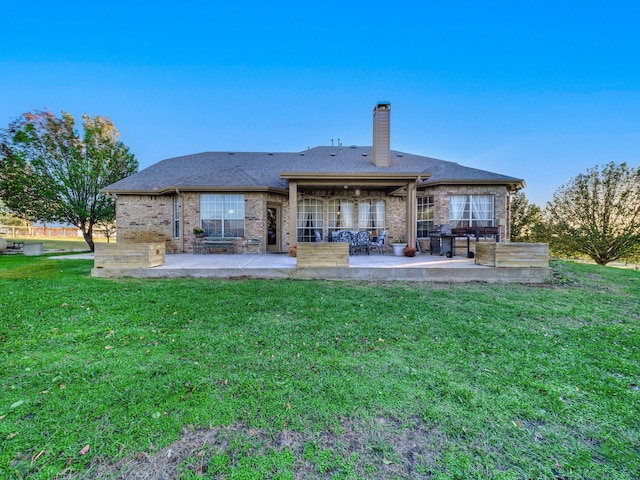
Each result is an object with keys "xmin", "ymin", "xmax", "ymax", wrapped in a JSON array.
[
  {"xmin": 5, "ymin": 241, "xmax": 24, "ymax": 252},
  {"xmin": 330, "ymin": 230, "xmax": 371, "ymax": 255}
]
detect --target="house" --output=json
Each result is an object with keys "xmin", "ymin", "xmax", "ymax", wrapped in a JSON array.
[{"xmin": 102, "ymin": 103, "xmax": 525, "ymax": 254}]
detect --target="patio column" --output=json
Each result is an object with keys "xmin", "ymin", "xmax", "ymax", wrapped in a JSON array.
[
  {"xmin": 288, "ymin": 180, "xmax": 298, "ymax": 248},
  {"xmin": 406, "ymin": 180, "xmax": 417, "ymax": 249}
]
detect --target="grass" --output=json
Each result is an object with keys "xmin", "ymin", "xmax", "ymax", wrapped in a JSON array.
[{"xmin": 0, "ymin": 256, "xmax": 639, "ymax": 479}]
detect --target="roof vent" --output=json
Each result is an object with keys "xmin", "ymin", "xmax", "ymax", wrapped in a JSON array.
[
  {"xmin": 299, "ymin": 153, "xmax": 304, "ymax": 156},
  {"xmin": 330, "ymin": 153, "xmax": 336, "ymax": 156},
  {"xmin": 268, "ymin": 153, "xmax": 274, "ymax": 156},
  {"xmin": 229, "ymin": 152, "xmax": 235, "ymax": 155},
  {"xmin": 397, "ymin": 153, "xmax": 403, "ymax": 157},
  {"xmin": 361, "ymin": 153, "xmax": 368, "ymax": 157}
]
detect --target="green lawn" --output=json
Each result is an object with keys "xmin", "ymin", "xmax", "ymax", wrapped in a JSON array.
[{"xmin": 1, "ymin": 256, "xmax": 638, "ymax": 479}]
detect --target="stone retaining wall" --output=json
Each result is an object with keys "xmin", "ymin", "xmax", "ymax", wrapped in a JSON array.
[
  {"xmin": 94, "ymin": 242, "xmax": 165, "ymax": 268},
  {"xmin": 296, "ymin": 243, "xmax": 349, "ymax": 268},
  {"xmin": 475, "ymin": 242, "xmax": 549, "ymax": 268}
]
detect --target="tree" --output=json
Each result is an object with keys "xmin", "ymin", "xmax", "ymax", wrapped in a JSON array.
[
  {"xmin": 0, "ymin": 111, "xmax": 138, "ymax": 251},
  {"xmin": 622, "ymin": 243, "xmax": 640, "ymax": 266},
  {"xmin": 510, "ymin": 191, "xmax": 543, "ymax": 242},
  {"xmin": 0, "ymin": 200, "xmax": 27, "ymax": 226},
  {"xmin": 544, "ymin": 162, "xmax": 640, "ymax": 265},
  {"xmin": 95, "ymin": 219, "xmax": 117, "ymax": 243}
]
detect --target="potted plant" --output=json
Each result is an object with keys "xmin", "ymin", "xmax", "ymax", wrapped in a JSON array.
[
  {"xmin": 289, "ymin": 244, "xmax": 297, "ymax": 257},
  {"xmin": 193, "ymin": 227, "xmax": 205, "ymax": 238},
  {"xmin": 404, "ymin": 245, "xmax": 417, "ymax": 257},
  {"xmin": 392, "ymin": 237, "xmax": 407, "ymax": 256}
]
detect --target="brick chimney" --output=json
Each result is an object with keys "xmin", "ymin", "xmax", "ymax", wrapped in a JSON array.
[{"xmin": 372, "ymin": 102, "xmax": 391, "ymax": 167}]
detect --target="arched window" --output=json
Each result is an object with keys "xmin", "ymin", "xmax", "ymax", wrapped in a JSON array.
[
  {"xmin": 297, "ymin": 198, "xmax": 324, "ymax": 242},
  {"xmin": 358, "ymin": 199, "xmax": 385, "ymax": 232},
  {"xmin": 327, "ymin": 199, "xmax": 355, "ymax": 239}
]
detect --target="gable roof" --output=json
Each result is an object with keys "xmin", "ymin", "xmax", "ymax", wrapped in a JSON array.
[{"xmin": 102, "ymin": 145, "xmax": 525, "ymax": 195}]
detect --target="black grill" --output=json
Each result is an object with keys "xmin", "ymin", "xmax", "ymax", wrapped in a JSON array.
[{"xmin": 428, "ymin": 224, "xmax": 451, "ymax": 237}]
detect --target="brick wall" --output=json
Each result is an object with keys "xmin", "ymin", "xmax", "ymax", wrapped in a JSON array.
[
  {"xmin": 116, "ymin": 195, "xmax": 175, "ymax": 250},
  {"xmin": 426, "ymin": 185, "xmax": 510, "ymax": 241},
  {"xmin": 292, "ymin": 186, "xmax": 510, "ymax": 243},
  {"xmin": 295, "ymin": 189, "xmax": 406, "ymax": 242},
  {"xmin": 169, "ymin": 192, "xmax": 289, "ymax": 253},
  {"xmin": 115, "ymin": 185, "xmax": 511, "ymax": 254},
  {"xmin": 243, "ymin": 192, "xmax": 289, "ymax": 249}
]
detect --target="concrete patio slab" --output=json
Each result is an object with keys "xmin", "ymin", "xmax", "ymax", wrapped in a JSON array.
[{"xmin": 80, "ymin": 252, "xmax": 551, "ymax": 283}]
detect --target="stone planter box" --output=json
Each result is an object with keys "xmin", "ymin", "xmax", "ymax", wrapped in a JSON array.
[
  {"xmin": 296, "ymin": 242, "xmax": 349, "ymax": 268},
  {"xmin": 23, "ymin": 243, "xmax": 44, "ymax": 256},
  {"xmin": 94, "ymin": 242, "xmax": 165, "ymax": 268},
  {"xmin": 475, "ymin": 242, "xmax": 549, "ymax": 268}
]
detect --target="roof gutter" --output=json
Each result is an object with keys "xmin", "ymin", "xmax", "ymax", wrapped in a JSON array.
[
  {"xmin": 99, "ymin": 185, "xmax": 289, "ymax": 196},
  {"xmin": 280, "ymin": 172, "xmax": 431, "ymax": 181},
  {"xmin": 423, "ymin": 178, "xmax": 526, "ymax": 191}
]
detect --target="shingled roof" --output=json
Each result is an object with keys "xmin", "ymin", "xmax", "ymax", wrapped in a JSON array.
[{"xmin": 102, "ymin": 145, "xmax": 525, "ymax": 195}]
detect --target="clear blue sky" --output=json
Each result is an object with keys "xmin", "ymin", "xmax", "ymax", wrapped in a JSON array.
[{"xmin": 2, "ymin": 1, "xmax": 639, "ymax": 205}]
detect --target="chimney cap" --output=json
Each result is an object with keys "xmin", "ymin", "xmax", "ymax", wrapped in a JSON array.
[{"xmin": 375, "ymin": 101, "xmax": 391, "ymax": 109}]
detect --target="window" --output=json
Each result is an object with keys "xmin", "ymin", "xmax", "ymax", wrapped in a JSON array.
[
  {"xmin": 200, "ymin": 194, "xmax": 245, "ymax": 237},
  {"xmin": 297, "ymin": 198, "xmax": 385, "ymax": 242},
  {"xmin": 297, "ymin": 198, "xmax": 324, "ymax": 242},
  {"xmin": 450, "ymin": 194, "xmax": 494, "ymax": 227},
  {"xmin": 173, "ymin": 195, "xmax": 180, "ymax": 238},
  {"xmin": 327, "ymin": 199, "xmax": 355, "ymax": 238},
  {"xmin": 416, "ymin": 195, "xmax": 434, "ymax": 237},
  {"xmin": 358, "ymin": 199, "xmax": 385, "ymax": 232}
]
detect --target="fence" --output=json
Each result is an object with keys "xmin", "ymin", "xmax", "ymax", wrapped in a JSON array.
[{"xmin": 0, "ymin": 225, "xmax": 83, "ymax": 238}]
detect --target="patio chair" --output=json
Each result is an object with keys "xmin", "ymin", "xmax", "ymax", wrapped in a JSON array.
[
  {"xmin": 335, "ymin": 230, "xmax": 355, "ymax": 254},
  {"xmin": 371, "ymin": 230, "xmax": 387, "ymax": 254},
  {"xmin": 353, "ymin": 231, "xmax": 371, "ymax": 255}
]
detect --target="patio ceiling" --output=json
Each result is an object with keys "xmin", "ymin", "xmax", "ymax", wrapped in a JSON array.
[{"xmin": 280, "ymin": 171, "xmax": 431, "ymax": 196}]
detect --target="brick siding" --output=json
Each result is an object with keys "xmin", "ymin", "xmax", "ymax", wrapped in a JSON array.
[{"xmin": 115, "ymin": 185, "xmax": 511, "ymax": 253}]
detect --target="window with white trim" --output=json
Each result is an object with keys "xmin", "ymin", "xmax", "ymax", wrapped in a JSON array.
[
  {"xmin": 416, "ymin": 195, "xmax": 434, "ymax": 237},
  {"xmin": 357, "ymin": 199, "xmax": 386, "ymax": 232},
  {"xmin": 173, "ymin": 195, "xmax": 180, "ymax": 238},
  {"xmin": 450, "ymin": 194, "xmax": 494, "ymax": 227},
  {"xmin": 327, "ymin": 199, "xmax": 355, "ymax": 239},
  {"xmin": 297, "ymin": 198, "xmax": 324, "ymax": 242},
  {"xmin": 200, "ymin": 194, "xmax": 245, "ymax": 237}
]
